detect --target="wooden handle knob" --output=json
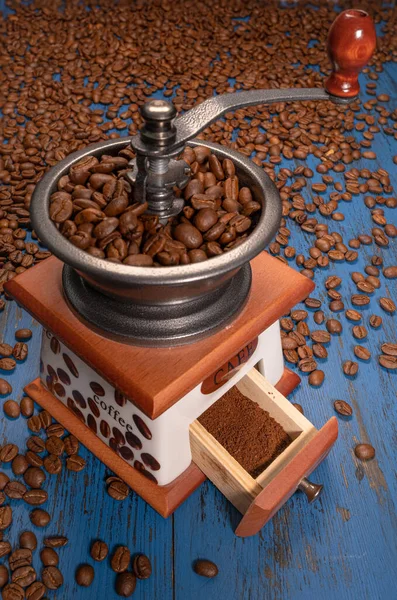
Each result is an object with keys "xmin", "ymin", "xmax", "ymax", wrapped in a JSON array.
[
  {"xmin": 325, "ymin": 9, "xmax": 376, "ymax": 98},
  {"xmin": 298, "ymin": 478, "xmax": 323, "ymax": 504}
]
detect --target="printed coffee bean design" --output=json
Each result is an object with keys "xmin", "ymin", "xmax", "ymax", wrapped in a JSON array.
[
  {"xmin": 63, "ymin": 353, "xmax": 79, "ymax": 378},
  {"xmin": 50, "ymin": 337, "xmax": 60, "ymax": 355},
  {"xmin": 57, "ymin": 368, "xmax": 71, "ymax": 386},
  {"xmin": 88, "ymin": 398, "xmax": 100, "ymax": 418},
  {"xmin": 100, "ymin": 420, "xmax": 111, "ymax": 438},
  {"xmin": 89, "ymin": 382, "xmax": 105, "ymax": 396},
  {"xmin": 141, "ymin": 453, "xmax": 161, "ymax": 471},
  {"xmin": 41, "ymin": 334, "xmax": 161, "ymax": 484},
  {"xmin": 126, "ymin": 432, "xmax": 142, "ymax": 450},
  {"xmin": 115, "ymin": 390, "xmax": 127, "ymax": 407},
  {"xmin": 133, "ymin": 415, "xmax": 152, "ymax": 440},
  {"xmin": 72, "ymin": 390, "xmax": 87, "ymax": 409},
  {"xmin": 87, "ymin": 414, "xmax": 97, "ymax": 433},
  {"xmin": 119, "ymin": 446, "xmax": 134, "ymax": 461}
]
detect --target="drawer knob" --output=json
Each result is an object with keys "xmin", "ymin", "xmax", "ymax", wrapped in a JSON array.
[{"xmin": 298, "ymin": 478, "xmax": 323, "ymax": 503}]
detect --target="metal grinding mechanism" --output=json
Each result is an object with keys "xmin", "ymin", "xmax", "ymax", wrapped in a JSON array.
[{"xmin": 6, "ymin": 10, "xmax": 376, "ymax": 535}]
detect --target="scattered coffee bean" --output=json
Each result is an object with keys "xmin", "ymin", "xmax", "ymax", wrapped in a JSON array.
[
  {"xmin": 308, "ymin": 370, "xmax": 324, "ymax": 386},
  {"xmin": 2, "ymin": 583, "xmax": 25, "ymax": 600},
  {"xmin": 379, "ymin": 355, "xmax": 397, "ymax": 369},
  {"xmin": 354, "ymin": 346, "xmax": 371, "ymax": 361},
  {"xmin": 379, "ymin": 297, "xmax": 396, "ymax": 313},
  {"xmin": 334, "ymin": 400, "xmax": 353, "ymax": 416},
  {"xmin": 8, "ymin": 549, "xmax": 32, "ymax": 572},
  {"xmin": 0, "ymin": 474, "xmax": 10, "ymax": 491},
  {"xmin": 132, "ymin": 554, "xmax": 152, "ymax": 580},
  {"xmin": 15, "ymin": 330, "xmax": 32, "ymax": 342},
  {"xmin": 26, "ymin": 437, "xmax": 45, "ymax": 454},
  {"xmin": 23, "ymin": 468, "xmax": 46, "ymax": 489},
  {"xmin": 43, "ymin": 536, "xmax": 68, "ymax": 549},
  {"xmin": 111, "ymin": 546, "xmax": 131, "ymax": 573},
  {"xmin": 3, "ymin": 400, "xmax": 20, "ymax": 419},
  {"xmin": 354, "ymin": 443, "xmax": 375, "ymax": 461},
  {"xmin": 5, "ymin": 481, "xmax": 27, "ymax": 500},
  {"xmin": 0, "ymin": 380, "xmax": 12, "ymax": 396},
  {"xmin": 326, "ymin": 319, "xmax": 342, "ymax": 334},
  {"xmin": 381, "ymin": 343, "xmax": 397, "ymax": 356},
  {"xmin": 45, "ymin": 437, "xmax": 64, "ymax": 457},
  {"xmin": 23, "ymin": 489, "xmax": 48, "ymax": 506},
  {"xmin": 115, "ymin": 572, "xmax": 137, "ymax": 597},
  {"xmin": 20, "ymin": 397, "xmax": 34, "ymax": 418},
  {"xmin": 25, "ymin": 581, "xmax": 46, "ymax": 600},
  {"xmin": 43, "ymin": 455, "xmax": 62, "ymax": 476},
  {"xmin": 343, "ymin": 360, "xmax": 359, "ymax": 376},
  {"xmin": 383, "ymin": 266, "xmax": 397, "ymax": 279},
  {"xmin": 66, "ymin": 455, "xmax": 86, "ymax": 472},
  {"xmin": 352, "ymin": 325, "xmax": 368, "ymax": 340},
  {"xmin": 0, "ymin": 564, "xmax": 8, "ymax": 588},
  {"xmin": 193, "ymin": 559, "xmax": 219, "ymax": 578},
  {"xmin": 40, "ymin": 548, "xmax": 58, "ymax": 567},
  {"xmin": 292, "ymin": 403, "xmax": 304, "ymax": 415},
  {"xmin": 30, "ymin": 510, "xmax": 51, "ymax": 528},
  {"xmin": 369, "ymin": 315, "xmax": 382, "ymax": 328},
  {"xmin": 107, "ymin": 480, "xmax": 129, "ymax": 501},
  {"xmin": 0, "ymin": 542, "xmax": 12, "ymax": 559},
  {"xmin": 0, "ymin": 445, "xmax": 19, "ymax": 463},
  {"xmin": 12, "ymin": 343, "xmax": 28, "ymax": 361},
  {"xmin": 90, "ymin": 540, "xmax": 108, "ymax": 562},
  {"xmin": 41, "ymin": 566, "xmax": 63, "ymax": 590},
  {"xmin": 75, "ymin": 564, "xmax": 94, "ymax": 587},
  {"xmin": 19, "ymin": 532, "xmax": 37, "ymax": 551},
  {"xmin": 11, "ymin": 456, "xmax": 29, "ymax": 477},
  {"xmin": 63, "ymin": 435, "xmax": 79, "ymax": 456}
]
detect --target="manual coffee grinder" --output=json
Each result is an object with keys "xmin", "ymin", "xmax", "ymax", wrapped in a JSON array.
[{"xmin": 6, "ymin": 10, "xmax": 375, "ymax": 536}]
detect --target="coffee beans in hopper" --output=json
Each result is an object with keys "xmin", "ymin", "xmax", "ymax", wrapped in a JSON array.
[{"xmin": 50, "ymin": 147, "xmax": 262, "ymax": 267}]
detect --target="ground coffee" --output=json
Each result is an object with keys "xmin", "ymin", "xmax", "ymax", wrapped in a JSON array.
[{"xmin": 198, "ymin": 386, "xmax": 291, "ymax": 478}]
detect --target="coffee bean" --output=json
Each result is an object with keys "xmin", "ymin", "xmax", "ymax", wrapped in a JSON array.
[
  {"xmin": 380, "ymin": 297, "xmax": 396, "ymax": 313},
  {"xmin": 0, "ymin": 380, "xmax": 12, "ymax": 395},
  {"xmin": 111, "ymin": 546, "xmax": 130, "ymax": 573},
  {"xmin": 333, "ymin": 400, "xmax": 353, "ymax": 416},
  {"xmin": 379, "ymin": 355, "xmax": 397, "ymax": 369},
  {"xmin": 313, "ymin": 311, "xmax": 325, "ymax": 325},
  {"xmin": 90, "ymin": 540, "xmax": 108, "ymax": 562},
  {"xmin": 325, "ymin": 275, "xmax": 341, "ymax": 290},
  {"xmin": 40, "ymin": 548, "xmax": 58, "ymax": 567},
  {"xmin": 326, "ymin": 319, "xmax": 342, "ymax": 334},
  {"xmin": 11, "ymin": 456, "xmax": 29, "ymax": 477},
  {"xmin": 115, "ymin": 572, "xmax": 137, "ymax": 597},
  {"xmin": 354, "ymin": 345, "xmax": 371, "ymax": 361},
  {"xmin": 39, "ymin": 411, "xmax": 51, "ymax": 430},
  {"xmin": 369, "ymin": 314, "xmax": 382, "ymax": 328},
  {"xmin": 0, "ymin": 445, "xmax": 19, "ymax": 463},
  {"xmin": 0, "ymin": 474, "xmax": 9, "ymax": 491},
  {"xmin": 23, "ymin": 468, "xmax": 46, "ymax": 489},
  {"xmin": 343, "ymin": 360, "xmax": 359, "ymax": 376},
  {"xmin": 25, "ymin": 581, "xmax": 46, "ymax": 600},
  {"xmin": 46, "ymin": 424, "xmax": 64, "ymax": 438},
  {"xmin": 310, "ymin": 330, "xmax": 331, "ymax": 343},
  {"xmin": 8, "ymin": 549, "xmax": 32, "ymax": 572},
  {"xmin": 23, "ymin": 489, "xmax": 48, "ymax": 506},
  {"xmin": 0, "ymin": 564, "xmax": 8, "ymax": 588},
  {"xmin": 354, "ymin": 443, "xmax": 375, "ymax": 461},
  {"xmin": 3, "ymin": 400, "xmax": 20, "ymax": 419},
  {"xmin": 30, "ymin": 510, "xmax": 50, "ymax": 528},
  {"xmin": 75, "ymin": 564, "xmax": 94, "ymax": 587},
  {"xmin": 27, "ymin": 437, "xmax": 45, "ymax": 454},
  {"xmin": 5, "ymin": 481, "xmax": 27, "ymax": 500},
  {"xmin": 27, "ymin": 416, "xmax": 41, "ymax": 433},
  {"xmin": 0, "ymin": 345, "xmax": 13, "ymax": 358},
  {"xmin": 20, "ymin": 397, "xmax": 34, "ymax": 418},
  {"xmin": 11, "ymin": 565, "xmax": 36, "ymax": 588},
  {"xmin": 383, "ymin": 266, "xmax": 397, "ymax": 279},
  {"xmin": 44, "ymin": 536, "xmax": 67, "ymax": 549},
  {"xmin": 292, "ymin": 403, "xmax": 304, "ymax": 414},
  {"xmin": 66, "ymin": 455, "xmax": 86, "ymax": 472},
  {"xmin": 15, "ymin": 330, "xmax": 32, "ymax": 341},
  {"xmin": 2, "ymin": 583, "xmax": 24, "ymax": 600},
  {"xmin": 352, "ymin": 325, "xmax": 368, "ymax": 340},
  {"xmin": 41, "ymin": 566, "xmax": 63, "ymax": 590},
  {"xmin": 0, "ymin": 359, "xmax": 16, "ymax": 372},
  {"xmin": 345, "ymin": 309, "xmax": 361, "ymax": 322},
  {"xmin": 63, "ymin": 435, "xmax": 79, "ymax": 456},
  {"xmin": 0, "ymin": 542, "xmax": 12, "ymax": 558},
  {"xmin": 304, "ymin": 298, "xmax": 321, "ymax": 309},
  {"xmin": 45, "ymin": 437, "xmax": 64, "ymax": 457},
  {"xmin": 380, "ymin": 343, "xmax": 396, "ymax": 356},
  {"xmin": 351, "ymin": 294, "xmax": 370, "ymax": 307},
  {"xmin": 308, "ymin": 370, "xmax": 324, "ymax": 386},
  {"xmin": 193, "ymin": 559, "xmax": 219, "ymax": 578},
  {"xmin": 43, "ymin": 455, "xmax": 62, "ymax": 475},
  {"xmin": 12, "ymin": 343, "xmax": 28, "ymax": 361},
  {"xmin": 132, "ymin": 554, "xmax": 152, "ymax": 580},
  {"xmin": 298, "ymin": 358, "xmax": 317, "ymax": 373},
  {"xmin": 19, "ymin": 532, "xmax": 37, "ymax": 551},
  {"xmin": 312, "ymin": 344, "xmax": 328, "ymax": 359}
]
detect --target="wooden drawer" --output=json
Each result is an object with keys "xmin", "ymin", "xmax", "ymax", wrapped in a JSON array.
[{"xmin": 190, "ymin": 368, "xmax": 338, "ymax": 537}]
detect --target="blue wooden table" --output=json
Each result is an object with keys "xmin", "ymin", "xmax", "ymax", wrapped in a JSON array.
[{"xmin": 0, "ymin": 4, "xmax": 396, "ymax": 600}]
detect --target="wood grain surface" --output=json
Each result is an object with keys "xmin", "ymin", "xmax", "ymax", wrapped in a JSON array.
[{"xmin": 0, "ymin": 4, "xmax": 395, "ymax": 600}]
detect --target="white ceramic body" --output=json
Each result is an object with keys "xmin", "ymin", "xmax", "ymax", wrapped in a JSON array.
[{"xmin": 40, "ymin": 322, "xmax": 284, "ymax": 486}]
